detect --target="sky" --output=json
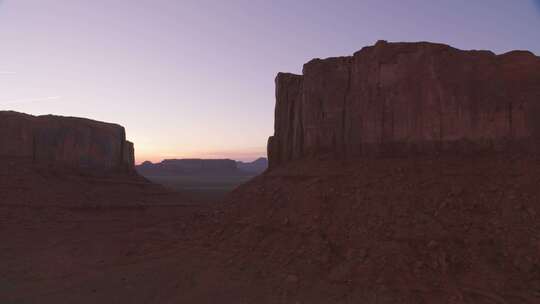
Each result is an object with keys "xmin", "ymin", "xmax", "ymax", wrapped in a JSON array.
[{"xmin": 0, "ymin": 1, "xmax": 539, "ymax": 163}]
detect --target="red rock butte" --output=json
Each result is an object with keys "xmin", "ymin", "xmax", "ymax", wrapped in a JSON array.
[
  {"xmin": 268, "ymin": 40, "xmax": 540, "ymax": 168},
  {"xmin": 0, "ymin": 111, "xmax": 135, "ymax": 172}
]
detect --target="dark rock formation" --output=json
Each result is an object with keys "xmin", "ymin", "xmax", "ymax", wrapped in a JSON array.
[
  {"xmin": 136, "ymin": 158, "xmax": 241, "ymax": 176},
  {"xmin": 268, "ymin": 41, "xmax": 540, "ymax": 168},
  {"xmin": 236, "ymin": 157, "xmax": 268, "ymax": 174},
  {"xmin": 0, "ymin": 111, "xmax": 135, "ymax": 172}
]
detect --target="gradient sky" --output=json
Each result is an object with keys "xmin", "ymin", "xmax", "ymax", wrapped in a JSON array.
[{"xmin": 1, "ymin": 1, "xmax": 539, "ymax": 163}]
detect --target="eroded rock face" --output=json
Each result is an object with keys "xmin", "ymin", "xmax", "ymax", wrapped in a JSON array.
[
  {"xmin": 268, "ymin": 41, "xmax": 540, "ymax": 168},
  {"xmin": 0, "ymin": 111, "xmax": 135, "ymax": 171}
]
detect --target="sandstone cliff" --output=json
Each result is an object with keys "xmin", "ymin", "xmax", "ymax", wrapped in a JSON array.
[
  {"xmin": 0, "ymin": 111, "xmax": 135, "ymax": 171},
  {"xmin": 268, "ymin": 41, "xmax": 540, "ymax": 168}
]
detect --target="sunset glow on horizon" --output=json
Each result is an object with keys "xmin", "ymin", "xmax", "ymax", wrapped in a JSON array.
[
  {"xmin": 1, "ymin": 0, "xmax": 539, "ymax": 163},
  {"xmin": 135, "ymin": 146, "xmax": 266, "ymax": 165}
]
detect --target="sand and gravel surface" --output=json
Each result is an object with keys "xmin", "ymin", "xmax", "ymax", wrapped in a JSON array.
[{"xmin": 2, "ymin": 156, "xmax": 540, "ymax": 303}]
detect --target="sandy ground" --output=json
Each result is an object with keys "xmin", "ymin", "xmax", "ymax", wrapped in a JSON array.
[
  {"xmin": 2, "ymin": 156, "xmax": 540, "ymax": 303},
  {"xmin": 0, "ymin": 160, "xmax": 282, "ymax": 303}
]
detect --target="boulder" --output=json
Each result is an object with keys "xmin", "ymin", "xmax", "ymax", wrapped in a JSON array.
[{"xmin": 268, "ymin": 41, "xmax": 540, "ymax": 168}]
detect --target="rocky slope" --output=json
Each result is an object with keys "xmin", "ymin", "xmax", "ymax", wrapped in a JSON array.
[
  {"xmin": 209, "ymin": 156, "xmax": 540, "ymax": 303},
  {"xmin": 268, "ymin": 41, "xmax": 540, "ymax": 168},
  {"xmin": 0, "ymin": 111, "xmax": 135, "ymax": 172},
  {"xmin": 203, "ymin": 41, "xmax": 540, "ymax": 303}
]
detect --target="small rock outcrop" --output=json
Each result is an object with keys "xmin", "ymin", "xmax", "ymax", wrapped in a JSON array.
[
  {"xmin": 268, "ymin": 41, "xmax": 540, "ymax": 168},
  {"xmin": 0, "ymin": 111, "xmax": 135, "ymax": 171}
]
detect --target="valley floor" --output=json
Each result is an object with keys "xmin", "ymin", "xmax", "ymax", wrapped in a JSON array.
[
  {"xmin": 2, "ymin": 156, "xmax": 540, "ymax": 303},
  {"xmin": 0, "ymin": 204, "xmax": 270, "ymax": 304}
]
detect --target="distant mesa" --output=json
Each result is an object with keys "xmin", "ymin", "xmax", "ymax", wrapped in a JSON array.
[
  {"xmin": 268, "ymin": 40, "xmax": 540, "ymax": 168},
  {"xmin": 236, "ymin": 157, "xmax": 268, "ymax": 174},
  {"xmin": 0, "ymin": 111, "xmax": 135, "ymax": 172},
  {"xmin": 137, "ymin": 159, "xmax": 237, "ymax": 176},
  {"xmin": 136, "ymin": 157, "xmax": 268, "ymax": 176}
]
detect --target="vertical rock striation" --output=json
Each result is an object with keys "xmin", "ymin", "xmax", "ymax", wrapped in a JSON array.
[
  {"xmin": 268, "ymin": 41, "xmax": 540, "ymax": 168},
  {"xmin": 0, "ymin": 111, "xmax": 135, "ymax": 172}
]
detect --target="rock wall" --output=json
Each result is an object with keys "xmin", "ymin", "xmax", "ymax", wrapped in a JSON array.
[
  {"xmin": 268, "ymin": 41, "xmax": 540, "ymax": 168},
  {"xmin": 0, "ymin": 111, "xmax": 135, "ymax": 171}
]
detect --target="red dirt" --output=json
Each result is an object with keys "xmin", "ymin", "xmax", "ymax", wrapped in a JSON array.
[
  {"xmin": 2, "ymin": 155, "xmax": 540, "ymax": 303},
  {"xmin": 208, "ymin": 156, "xmax": 540, "ymax": 303}
]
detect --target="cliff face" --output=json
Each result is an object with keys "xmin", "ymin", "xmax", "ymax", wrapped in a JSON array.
[
  {"xmin": 0, "ymin": 111, "xmax": 135, "ymax": 171},
  {"xmin": 268, "ymin": 41, "xmax": 540, "ymax": 168}
]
